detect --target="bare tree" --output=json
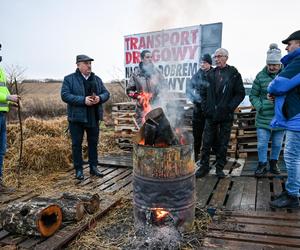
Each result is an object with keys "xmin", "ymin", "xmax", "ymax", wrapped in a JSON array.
[{"xmin": 4, "ymin": 64, "xmax": 26, "ymax": 94}]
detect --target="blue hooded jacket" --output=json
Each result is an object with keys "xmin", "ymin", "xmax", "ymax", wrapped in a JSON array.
[{"xmin": 268, "ymin": 47, "xmax": 300, "ymax": 131}]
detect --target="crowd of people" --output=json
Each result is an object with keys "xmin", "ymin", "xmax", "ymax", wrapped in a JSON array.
[{"xmin": 0, "ymin": 30, "xmax": 299, "ymax": 209}]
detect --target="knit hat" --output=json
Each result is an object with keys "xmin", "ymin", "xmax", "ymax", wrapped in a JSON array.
[
  {"xmin": 266, "ymin": 43, "xmax": 282, "ymax": 65},
  {"xmin": 201, "ymin": 53, "xmax": 212, "ymax": 65}
]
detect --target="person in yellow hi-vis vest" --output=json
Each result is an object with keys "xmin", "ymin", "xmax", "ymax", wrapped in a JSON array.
[{"xmin": 0, "ymin": 44, "xmax": 20, "ymax": 192}]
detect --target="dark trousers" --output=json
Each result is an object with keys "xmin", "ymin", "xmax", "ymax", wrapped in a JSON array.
[
  {"xmin": 192, "ymin": 104, "xmax": 206, "ymax": 161},
  {"xmin": 69, "ymin": 122, "xmax": 99, "ymax": 170},
  {"xmin": 201, "ymin": 119, "xmax": 232, "ymax": 169}
]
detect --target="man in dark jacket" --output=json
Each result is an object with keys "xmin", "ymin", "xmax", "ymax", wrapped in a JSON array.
[
  {"xmin": 268, "ymin": 30, "xmax": 300, "ymax": 209},
  {"xmin": 126, "ymin": 50, "xmax": 165, "ymax": 127},
  {"xmin": 187, "ymin": 54, "xmax": 213, "ymax": 162},
  {"xmin": 61, "ymin": 55, "xmax": 110, "ymax": 180},
  {"xmin": 196, "ymin": 48, "xmax": 245, "ymax": 178}
]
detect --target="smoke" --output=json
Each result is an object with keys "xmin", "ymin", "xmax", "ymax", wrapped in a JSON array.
[{"xmin": 138, "ymin": 0, "xmax": 212, "ymax": 31}]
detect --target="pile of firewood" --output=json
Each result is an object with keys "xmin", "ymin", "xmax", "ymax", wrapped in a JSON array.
[{"xmin": 0, "ymin": 192, "xmax": 100, "ymax": 237}]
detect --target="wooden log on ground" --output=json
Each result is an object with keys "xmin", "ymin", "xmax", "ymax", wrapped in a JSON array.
[
  {"xmin": 62, "ymin": 193, "xmax": 100, "ymax": 214},
  {"xmin": 0, "ymin": 201, "xmax": 62, "ymax": 237},
  {"xmin": 31, "ymin": 196, "xmax": 86, "ymax": 222}
]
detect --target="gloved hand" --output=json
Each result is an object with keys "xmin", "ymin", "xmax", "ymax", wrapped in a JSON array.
[{"xmin": 128, "ymin": 92, "xmax": 140, "ymax": 99}]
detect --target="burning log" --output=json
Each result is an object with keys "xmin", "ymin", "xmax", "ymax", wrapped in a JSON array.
[
  {"xmin": 135, "ymin": 107, "xmax": 179, "ymax": 146},
  {"xmin": 1, "ymin": 201, "xmax": 62, "ymax": 237}
]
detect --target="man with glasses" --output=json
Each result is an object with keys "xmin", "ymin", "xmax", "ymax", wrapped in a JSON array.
[
  {"xmin": 196, "ymin": 48, "xmax": 245, "ymax": 178},
  {"xmin": 126, "ymin": 50, "xmax": 165, "ymax": 127},
  {"xmin": 268, "ymin": 30, "xmax": 300, "ymax": 209}
]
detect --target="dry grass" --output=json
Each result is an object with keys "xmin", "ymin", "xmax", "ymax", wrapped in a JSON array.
[
  {"xmin": 3, "ymin": 116, "xmax": 122, "ymax": 193},
  {"xmin": 67, "ymin": 199, "xmax": 211, "ymax": 250}
]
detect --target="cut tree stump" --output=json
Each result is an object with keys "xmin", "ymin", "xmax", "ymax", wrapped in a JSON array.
[
  {"xmin": 1, "ymin": 201, "xmax": 62, "ymax": 237},
  {"xmin": 30, "ymin": 197, "xmax": 86, "ymax": 222}
]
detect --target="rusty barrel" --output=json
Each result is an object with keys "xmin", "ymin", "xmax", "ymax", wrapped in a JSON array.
[{"xmin": 132, "ymin": 143, "xmax": 195, "ymax": 232}]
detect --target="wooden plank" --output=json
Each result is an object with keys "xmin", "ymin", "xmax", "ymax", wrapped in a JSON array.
[
  {"xmin": 82, "ymin": 168, "xmax": 128, "ymax": 188},
  {"xmin": 196, "ymin": 176, "xmax": 218, "ymax": 208},
  {"xmin": 206, "ymin": 230, "xmax": 300, "ymax": 248},
  {"xmin": 256, "ymin": 178, "xmax": 271, "ymax": 211},
  {"xmin": 202, "ymin": 237, "xmax": 299, "ymax": 250},
  {"xmin": 98, "ymin": 170, "xmax": 132, "ymax": 191},
  {"xmin": 221, "ymin": 210, "xmax": 300, "ymax": 220},
  {"xmin": 209, "ymin": 178, "xmax": 231, "ymax": 208},
  {"xmin": 272, "ymin": 177, "xmax": 284, "ymax": 197},
  {"xmin": 35, "ymin": 196, "xmax": 121, "ymax": 250},
  {"xmin": 230, "ymin": 158, "xmax": 245, "ymax": 176},
  {"xmin": 225, "ymin": 178, "xmax": 245, "ymax": 210},
  {"xmin": 18, "ymin": 237, "xmax": 43, "ymax": 249},
  {"xmin": 77, "ymin": 167, "xmax": 120, "ymax": 187},
  {"xmin": 240, "ymin": 177, "xmax": 256, "ymax": 210},
  {"xmin": 0, "ymin": 191, "xmax": 32, "ymax": 205},
  {"xmin": 0, "ymin": 230, "xmax": 10, "ymax": 240},
  {"xmin": 98, "ymin": 157, "xmax": 132, "ymax": 168},
  {"xmin": 105, "ymin": 174, "xmax": 132, "ymax": 193},
  {"xmin": 209, "ymin": 222, "xmax": 300, "ymax": 238},
  {"xmin": 0, "ymin": 234, "xmax": 25, "ymax": 246},
  {"xmin": 224, "ymin": 216, "xmax": 300, "ymax": 228}
]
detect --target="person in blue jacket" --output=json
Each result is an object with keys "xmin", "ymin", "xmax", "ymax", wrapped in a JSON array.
[
  {"xmin": 61, "ymin": 55, "xmax": 110, "ymax": 180},
  {"xmin": 268, "ymin": 30, "xmax": 300, "ymax": 209}
]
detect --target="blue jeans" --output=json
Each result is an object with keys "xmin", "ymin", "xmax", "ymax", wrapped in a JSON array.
[
  {"xmin": 257, "ymin": 128, "xmax": 285, "ymax": 163},
  {"xmin": 284, "ymin": 130, "xmax": 300, "ymax": 197},
  {"xmin": 69, "ymin": 122, "xmax": 99, "ymax": 170},
  {"xmin": 0, "ymin": 113, "xmax": 6, "ymax": 178}
]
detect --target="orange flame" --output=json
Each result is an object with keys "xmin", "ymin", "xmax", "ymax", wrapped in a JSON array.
[
  {"xmin": 175, "ymin": 128, "xmax": 186, "ymax": 145},
  {"xmin": 152, "ymin": 208, "xmax": 169, "ymax": 220},
  {"xmin": 139, "ymin": 92, "xmax": 153, "ymax": 124}
]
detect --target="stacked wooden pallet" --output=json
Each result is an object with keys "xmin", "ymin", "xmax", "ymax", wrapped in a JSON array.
[
  {"xmin": 227, "ymin": 123, "xmax": 238, "ymax": 158},
  {"xmin": 234, "ymin": 107, "xmax": 257, "ymax": 158},
  {"xmin": 112, "ymin": 102, "xmax": 138, "ymax": 149}
]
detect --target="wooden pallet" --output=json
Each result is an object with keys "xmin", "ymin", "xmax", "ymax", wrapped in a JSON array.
[
  {"xmin": 241, "ymin": 157, "xmax": 286, "ymax": 176},
  {"xmin": 196, "ymin": 174, "xmax": 292, "ymax": 211},
  {"xmin": 0, "ymin": 195, "xmax": 121, "ymax": 249},
  {"xmin": 202, "ymin": 210, "xmax": 300, "ymax": 249},
  {"xmin": 112, "ymin": 102, "xmax": 135, "ymax": 112}
]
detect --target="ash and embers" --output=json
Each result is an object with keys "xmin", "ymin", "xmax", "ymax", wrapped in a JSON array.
[{"xmin": 68, "ymin": 199, "xmax": 211, "ymax": 250}]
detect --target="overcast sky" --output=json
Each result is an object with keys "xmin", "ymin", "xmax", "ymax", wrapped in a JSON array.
[{"xmin": 1, "ymin": 0, "xmax": 299, "ymax": 81}]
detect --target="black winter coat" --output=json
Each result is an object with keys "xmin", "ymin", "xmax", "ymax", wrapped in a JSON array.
[{"xmin": 200, "ymin": 65, "xmax": 245, "ymax": 122}]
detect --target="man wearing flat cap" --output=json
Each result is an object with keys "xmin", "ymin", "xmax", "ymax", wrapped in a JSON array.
[
  {"xmin": 61, "ymin": 54, "xmax": 110, "ymax": 180},
  {"xmin": 187, "ymin": 53, "xmax": 213, "ymax": 162},
  {"xmin": 268, "ymin": 30, "xmax": 300, "ymax": 209}
]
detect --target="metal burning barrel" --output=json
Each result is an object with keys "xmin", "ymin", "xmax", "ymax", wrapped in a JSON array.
[{"xmin": 132, "ymin": 142, "xmax": 195, "ymax": 232}]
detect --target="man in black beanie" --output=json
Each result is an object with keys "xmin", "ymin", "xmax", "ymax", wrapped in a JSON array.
[{"xmin": 187, "ymin": 53, "xmax": 213, "ymax": 162}]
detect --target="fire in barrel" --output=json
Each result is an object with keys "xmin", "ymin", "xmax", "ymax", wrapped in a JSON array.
[{"xmin": 132, "ymin": 107, "xmax": 195, "ymax": 232}]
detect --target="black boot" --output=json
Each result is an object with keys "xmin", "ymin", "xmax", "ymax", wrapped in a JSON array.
[
  {"xmin": 195, "ymin": 163, "xmax": 210, "ymax": 178},
  {"xmin": 75, "ymin": 168, "xmax": 84, "ymax": 180},
  {"xmin": 269, "ymin": 192, "xmax": 300, "ymax": 209},
  {"xmin": 90, "ymin": 165, "xmax": 104, "ymax": 177},
  {"xmin": 254, "ymin": 162, "xmax": 267, "ymax": 177},
  {"xmin": 215, "ymin": 164, "xmax": 225, "ymax": 178},
  {"xmin": 269, "ymin": 159, "xmax": 281, "ymax": 174}
]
